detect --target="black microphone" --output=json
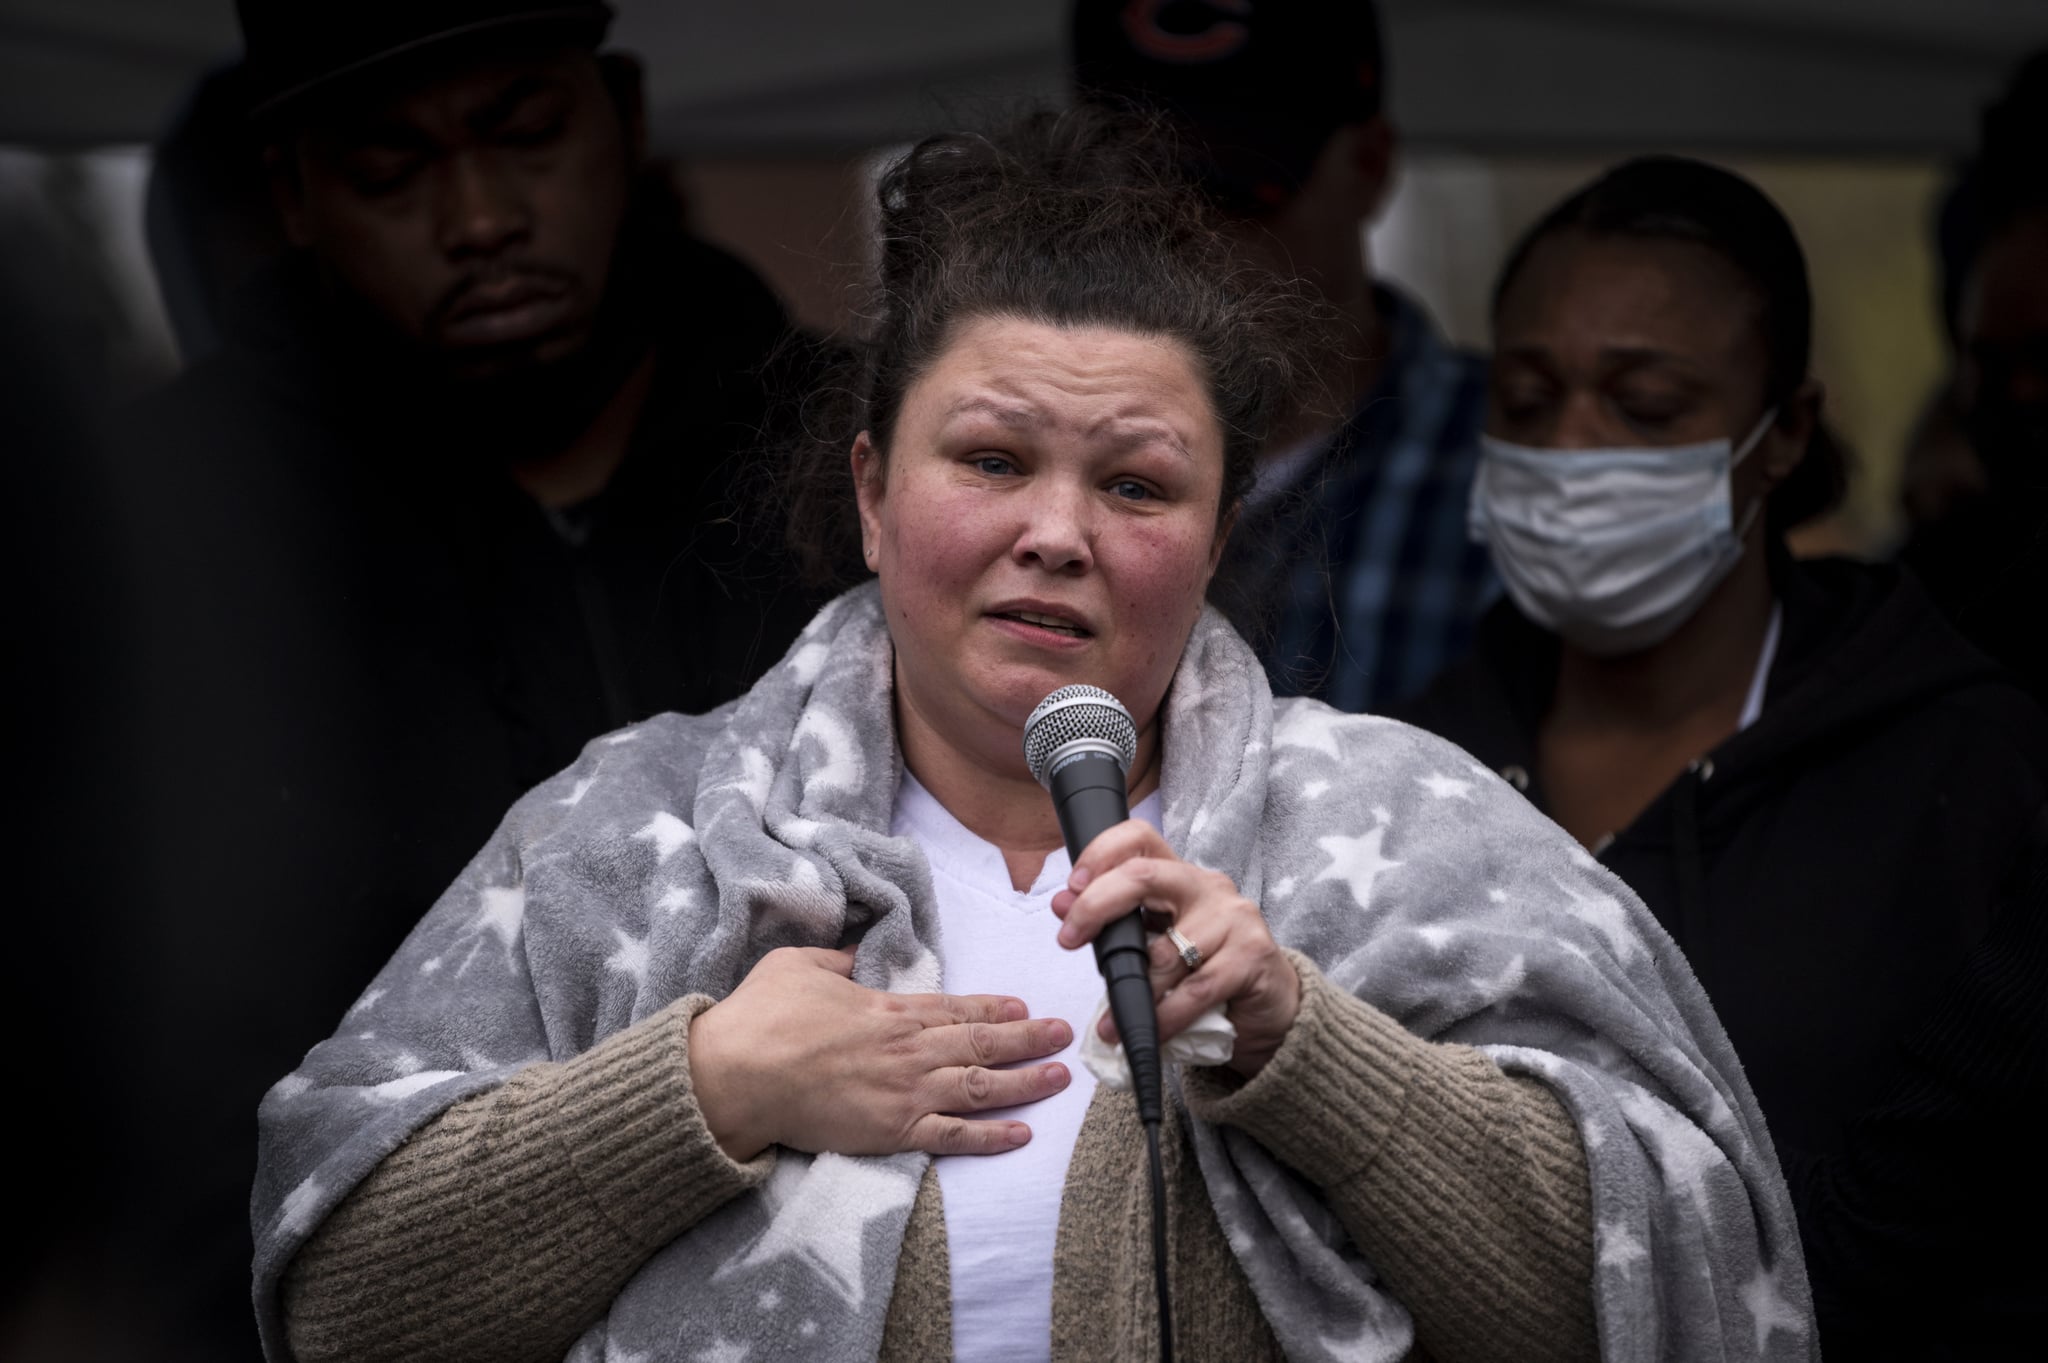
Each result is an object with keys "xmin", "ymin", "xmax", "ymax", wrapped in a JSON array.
[{"xmin": 1022, "ymin": 684, "xmax": 1163, "ymax": 1127}]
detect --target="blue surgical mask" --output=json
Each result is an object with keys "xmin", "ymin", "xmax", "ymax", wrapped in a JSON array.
[{"xmin": 1468, "ymin": 410, "xmax": 1776, "ymax": 655}]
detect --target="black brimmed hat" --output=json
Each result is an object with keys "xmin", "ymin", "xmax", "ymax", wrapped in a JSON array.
[
  {"xmin": 238, "ymin": 0, "xmax": 615, "ymax": 120},
  {"xmin": 1069, "ymin": 0, "xmax": 1383, "ymax": 215}
]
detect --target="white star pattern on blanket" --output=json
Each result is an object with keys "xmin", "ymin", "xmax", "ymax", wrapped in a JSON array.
[
  {"xmin": 1740, "ymin": 1267, "xmax": 1808, "ymax": 1353},
  {"xmin": 1597, "ymin": 1221, "xmax": 1648, "ymax": 1277},
  {"xmin": 723, "ymin": 1156, "xmax": 922, "ymax": 1312},
  {"xmin": 449, "ymin": 885, "xmax": 526, "ymax": 975},
  {"xmin": 472, "ymin": 886, "xmax": 523, "ymax": 949},
  {"xmin": 633, "ymin": 812, "xmax": 694, "ymax": 862},
  {"xmin": 1274, "ymin": 706, "xmax": 1384, "ymax": 759},
  {"xmin": 1313, "ymin": 827, "xmax": 1404, "ymax": 911},
  {"xmin": 605, "ymin": 930, "xmax": 650, "ymax": 989},
  {"xmin": 1619, "ymin": 1085, "xmax": 1726, "ymax": 1221},
  {"xmin": 1417, "ymin": 772, "xmax": 1475, "ymax": 801},
  {"xmin": 1557, "ymin": 878, "xmax": 1642, "ymax": 965}
]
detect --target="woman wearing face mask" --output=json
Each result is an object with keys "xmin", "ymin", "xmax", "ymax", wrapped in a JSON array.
[{"xmin": 1395, "ymin": 156, "xmax": 2048, "ymax": 1359}]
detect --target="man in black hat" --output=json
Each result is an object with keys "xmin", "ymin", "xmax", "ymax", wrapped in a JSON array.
[
  {"xmin": 1070, "ymin": 0, "xmax": 1497, "ymax": 712},
  {"xmin": 104, "ymin": 4, "xmax": 819, "ymax": 1355}
]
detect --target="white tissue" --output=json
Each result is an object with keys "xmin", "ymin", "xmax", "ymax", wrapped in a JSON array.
[{"xmin": 1079, "ymin": 994, "xmax": 1237, "ymax": 1090}]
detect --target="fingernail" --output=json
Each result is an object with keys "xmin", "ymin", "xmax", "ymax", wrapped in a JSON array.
[
  {"xmin": 1044, "ymin": 1062, "xmax": 1069, "ymax": 1088},
  {"xmin": 1008, "ymin": 1123, "xmax": 1031, "ymax": 1147},
  {"xmin": 1051, "ymin": 1020, "xmax": 1073, "ymax": 1046},
  {"xmin": 1068, "ymin": 866, "xmax": 1091, "ymax": 891},
  {"xmin": 1001, "ymin": 999, "xmax": 1026, "ymax": 1021},
  {"xmin": 1097, "ymin": 1015, "xmax": 1117, "ymax": 1042}
]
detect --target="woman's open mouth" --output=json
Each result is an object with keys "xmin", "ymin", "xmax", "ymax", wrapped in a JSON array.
[{"xmin": 989, "ymin": 608, "xmax": 1093, "ymax": 640}]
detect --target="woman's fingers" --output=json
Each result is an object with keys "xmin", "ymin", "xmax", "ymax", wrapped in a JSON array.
[
  {"xmin": 1152, "ymin": 952, "xmax": 1243, "ymax": 1039},
  {"xmin": 1068, "ymin": 818, "xmax": 1173, "ymax": 887},
  {"xmin": 1097, "ymin": 913, "xmax": 1246, "ymax": 1041},
  {"xmin": 1047, "ymin": 820, "xmax": 1304, "ymax": 1080},
  {"xmin": 906, "ymin": 1113, "xmax": 1033, "ymax": 1156},
  {"xmin": 1148, "ymin": 923, "xmax": 1193, "ymax": 992},
  {"xmin": 899, "ymin": 991, "xmax": 1030, "ymax": 1028},
  {"xmin": 1057, "ymin": 854, "xmax": 1211, "ymax": 949},
  {"xmin": 922, "ymin": 1059, "xmax": 1071, "ymax": 1115},
  {"xmin": 931, "ymin": 1015, "xmax": 1073, "ymax": 1069}
]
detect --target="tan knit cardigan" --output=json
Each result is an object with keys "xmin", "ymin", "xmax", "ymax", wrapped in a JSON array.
[{"xmin": 280, "ymin": 955, "xmax": 1597, "ymax": 1362}]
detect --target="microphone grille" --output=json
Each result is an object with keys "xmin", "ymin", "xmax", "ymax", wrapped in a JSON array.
[{"xmin": 1022, "ymin": 685, "xmax": 1138, "ymax": 787}]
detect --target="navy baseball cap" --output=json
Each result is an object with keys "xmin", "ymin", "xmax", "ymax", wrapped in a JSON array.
[{"xmin": 1069, "ymin": 0, "xmax": 1384, "ymax": 214}]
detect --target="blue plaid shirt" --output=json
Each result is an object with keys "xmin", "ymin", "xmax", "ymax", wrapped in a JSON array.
[{"xmin": 1213, "ymin": 286, "xmax": 1498, "ymax": 712}]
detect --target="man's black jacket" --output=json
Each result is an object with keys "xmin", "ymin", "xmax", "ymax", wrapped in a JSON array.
[{"xmin": 102, "ymin": 222, "xmax": 821, "ymax": 1359}]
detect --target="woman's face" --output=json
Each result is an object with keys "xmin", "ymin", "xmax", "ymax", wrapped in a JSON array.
[
  {"xmin": 854, "ymin": 315, "xmax": 1229, "ymax": 774},
  {"xmin": 1489, "ymin": 229, "xmax": 1801, "ymax": 506}
]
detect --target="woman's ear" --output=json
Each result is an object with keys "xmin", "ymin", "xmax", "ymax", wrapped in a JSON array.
[
  {"xmin": 851, "ymin": 432, "xmax": 883, "ymax": 571},
  {"xmin": 1761, "ymin": 378, "xmax": 1824, "ymax": 488}
]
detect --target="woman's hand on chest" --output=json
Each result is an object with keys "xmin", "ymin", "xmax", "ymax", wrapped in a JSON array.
[{"xmin": 688, "ymin": 946, "xmax": 1075, "ymax": 1161}]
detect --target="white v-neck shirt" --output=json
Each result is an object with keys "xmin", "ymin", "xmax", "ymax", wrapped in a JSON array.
[{"xmin": 890, "ymin": 772, "xmax": 1163, "ymax": 1363}]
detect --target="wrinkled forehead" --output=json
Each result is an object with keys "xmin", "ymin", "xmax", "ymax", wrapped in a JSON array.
[{"xmin": 909, "ymin": 315, "xmax": 1223, "ymax": 456}]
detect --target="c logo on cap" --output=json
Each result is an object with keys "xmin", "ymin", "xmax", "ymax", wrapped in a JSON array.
[{"xmin": 1120, "ymin": 0, "xmax": 1252, "ymax": 65}]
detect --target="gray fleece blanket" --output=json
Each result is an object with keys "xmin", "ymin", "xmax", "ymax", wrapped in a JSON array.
[{"xmin": 252, "ymin": 583, "xmax": 1813, "ymax": 1361}]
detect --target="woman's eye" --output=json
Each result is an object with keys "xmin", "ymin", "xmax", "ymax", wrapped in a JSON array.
[
  {"xmin": 1492, "ymin": 388, "xmax": 1554, "ymax": 428},
  {"xmin": 971, "ymin": 455, "xmax": 1016, "ymax": 476},
  {"xmin": 1110, "ymin": 480, "xmax": 1153, "ymax": 502},
  {"xmin": 1618, "ymin": 400, "xmax": 1686, "ymax": 430}
]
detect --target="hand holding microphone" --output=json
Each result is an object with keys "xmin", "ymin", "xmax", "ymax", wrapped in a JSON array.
[
  {"xmin": 1024, "ymin": 686, "xmax": 1301, "ymax": 1085},
  {"xmin": 1053, "ymin": 820, "xmax": 1301, "ymax": 1081}
]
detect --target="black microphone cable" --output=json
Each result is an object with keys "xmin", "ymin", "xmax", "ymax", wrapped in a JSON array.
[{"xmin": 1024, "ymin": 685, "xmax": 1173, "ymax": 1363}]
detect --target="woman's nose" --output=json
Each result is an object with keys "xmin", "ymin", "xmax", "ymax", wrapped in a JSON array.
[
  {"xmin": 1542, "ymin": 393, "xmax": 1619, "ymax": 451},
  {"xmin": 1012, "ymin": 481, "xmax": 1094, "ymax": 573}
]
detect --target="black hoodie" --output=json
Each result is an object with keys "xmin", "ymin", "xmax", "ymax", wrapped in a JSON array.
[
  {"xmin": 101, "ymin": 209, "xmax": 825, "ymax": 1360},
  {"xmin": 1394, "ymin": 553, "xmax": 2048, "ymax": 1358}
]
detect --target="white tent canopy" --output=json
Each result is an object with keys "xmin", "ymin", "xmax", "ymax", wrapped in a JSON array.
[{"xmin": 2, "ymin": 0, "xmax": 2043, "ymax": 154}]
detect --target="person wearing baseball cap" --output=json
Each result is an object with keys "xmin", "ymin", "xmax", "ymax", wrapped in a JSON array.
[
  {"xmin": 105, "ymin": 5, "xmax": 821, "ymax": 1354},
  {"xmin": 1071, "ymin": 0, "xmax": 1497, "ymax": 713}
]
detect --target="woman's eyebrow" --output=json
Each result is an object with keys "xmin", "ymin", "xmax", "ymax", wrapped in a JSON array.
[
  {"xmin": 943, "ymin": 396, "xmax": 1046, "ymax": 430},
  {"xmin": 1092, "ymin": 420, "xmax": 1195, "ymax": 462},
  {"xmin": 942, "ymin": 396, "xmax": 1195, "ymax": 460}
]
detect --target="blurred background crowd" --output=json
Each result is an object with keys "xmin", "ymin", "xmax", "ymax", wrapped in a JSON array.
[{"xmin": 4, "ymin": 1, "xmax": 2046, "ymax": 1360}]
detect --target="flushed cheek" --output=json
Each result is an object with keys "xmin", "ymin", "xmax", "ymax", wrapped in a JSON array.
[
  {"xmin": 1103, "ymin": 522, "xmax": 1215, "ymax": 655},
  {"xmin": 887, "ymin": 483, "xmax": 1015, "ymax": 590}
]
